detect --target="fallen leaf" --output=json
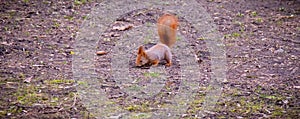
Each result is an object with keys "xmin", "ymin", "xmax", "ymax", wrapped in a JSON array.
[
  {"xmin": 96, "ymin": 51, "xmax": 107, "ymax": 55},
  {"xmin": 24, "ymin": 76, "xmax": 33, "ymax": 83},
  {"xmin": 112, "ymin": 24, "xmax": 133, "ymax": 31},
  {"xmin": 70, "ymin": 51, "xmax": 75, "ymax": 55}
]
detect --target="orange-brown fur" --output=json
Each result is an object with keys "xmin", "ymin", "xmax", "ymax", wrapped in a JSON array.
[
  {"xmin": 157, "ymin": 14, "xmax": 178, "ymax": 48},
  {"xmin": 136, "ymin": 43, "xmax": 172, "ymax": 66}
]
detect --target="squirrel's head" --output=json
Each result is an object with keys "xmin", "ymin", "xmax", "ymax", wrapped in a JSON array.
[{"xmin": 136, "ymin": 46, "xmax": 150, "ymax": 67}]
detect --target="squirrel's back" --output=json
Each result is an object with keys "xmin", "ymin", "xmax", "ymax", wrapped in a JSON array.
[
  {"xmin": 146, "ymin": 43, "xmax": 171, "ymax": 61},
  {"xmin": 157, "ymin": 14, "xmax": 178, "ymax": 48}
]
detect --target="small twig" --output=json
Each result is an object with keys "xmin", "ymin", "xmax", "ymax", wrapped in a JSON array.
[
  {"xmin": 32, "ymin": 64, "xmax": 45, "ymax": 67},
  {"xmin": 71, "ymin": 93, "xmax": 77, "ymax": 110}
]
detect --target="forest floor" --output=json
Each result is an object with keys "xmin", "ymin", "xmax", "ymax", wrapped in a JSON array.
[{"xmin": 0, "ymin": 0, "xmax": 299, "ymax": 118}]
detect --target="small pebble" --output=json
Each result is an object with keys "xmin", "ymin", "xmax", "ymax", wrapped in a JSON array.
[{"xmin": 274, "ymin": 48, "xmax": 284, "ymax": 53}]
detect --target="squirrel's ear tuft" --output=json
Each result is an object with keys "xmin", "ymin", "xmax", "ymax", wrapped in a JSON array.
[{"xmin": 138, "ymin": 46, "xmax": 145, "ymax": 54}]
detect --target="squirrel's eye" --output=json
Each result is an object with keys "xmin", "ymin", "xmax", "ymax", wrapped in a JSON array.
[{"xmin": 140, "ymin": 60, "xmax": 142, "ymax": 63}]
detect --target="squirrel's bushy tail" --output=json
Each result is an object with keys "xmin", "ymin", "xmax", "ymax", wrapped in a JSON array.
[{"xmin": 157, "ymin": 14, "xmax": 178, "ymax": 48}]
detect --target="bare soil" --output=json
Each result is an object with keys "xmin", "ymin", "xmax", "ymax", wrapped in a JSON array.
[{"xmin": 0, "ymin": 0, "xmax": 299, "ymax": 118}]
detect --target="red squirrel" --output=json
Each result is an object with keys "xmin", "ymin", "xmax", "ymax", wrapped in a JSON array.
[{"xmin": 135, "ymin": 14, "xmax": 178, "ymax": 67}]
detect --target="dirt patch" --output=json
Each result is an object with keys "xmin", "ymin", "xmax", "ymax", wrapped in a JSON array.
[
  {"xmin": 198, "ymin": 0, "xmax": 300, "ymax": 118},
  {"xmin": 0, "ymin": 0, "xmax": 93, "ymax": 118},
  {"xmin": 0, "ymin": 0, "xmax": 299, "ymax": 118},
  {"xmin": 95, "ymin": 8, "xmax": 211, "ymax": 116}
]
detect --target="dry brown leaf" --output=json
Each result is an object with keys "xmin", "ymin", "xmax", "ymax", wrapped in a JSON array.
[{"xmin": 96, "ymin": 51, "xmax": 107, "ymax": 55}]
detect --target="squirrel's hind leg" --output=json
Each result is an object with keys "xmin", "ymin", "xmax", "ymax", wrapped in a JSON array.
[
  {"xmin": 165, "ymin": 60, "xmax": 172, "ymax": 67},
  {"xmin": 165, "ymin": 50, "xmax": 172, "ymax": 67}
]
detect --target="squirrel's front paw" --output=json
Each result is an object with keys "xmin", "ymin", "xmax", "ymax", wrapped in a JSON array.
[{"xmin": 152, "ymin": 60, "xmax": 159, "ymax": 66}]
